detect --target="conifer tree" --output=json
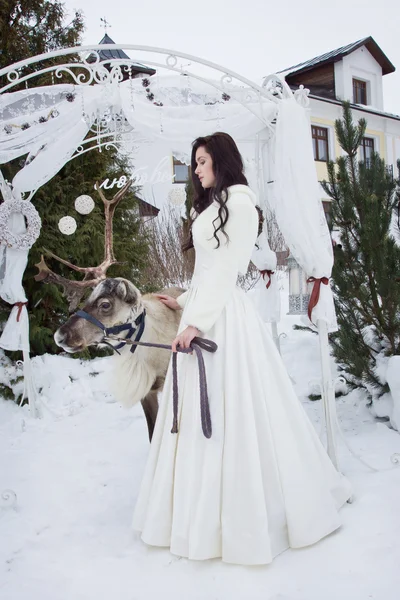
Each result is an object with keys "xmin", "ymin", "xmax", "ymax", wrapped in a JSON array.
[
  {"xmin": 322, "ymin": 102, "xmax": 400, "ymax": 397},
  {"xmin": 0, "ymin": 1, "xmax": 84, "ymax": 71}
]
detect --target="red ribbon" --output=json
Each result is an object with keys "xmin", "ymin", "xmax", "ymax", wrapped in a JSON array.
[
  {"xmin": 260, "ymin": 269, "xmax": 275, "ymax": 289},
  {"xmin": 14, "ymin": 302, "xmax": 28, "ymax": 322},
  {"xmin": 307, "ymin": 277, "xmax": 329, "ymax": 322}
]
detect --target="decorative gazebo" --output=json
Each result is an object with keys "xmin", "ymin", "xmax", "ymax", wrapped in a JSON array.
[{"xmin": 0, "ymin": 44, "xmax": 340, "ymax": 466}]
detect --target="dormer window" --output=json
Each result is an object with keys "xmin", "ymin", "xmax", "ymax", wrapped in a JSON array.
[{"xmin": 353, "ymin": 78, "xmax": 367, "ymax": 105}]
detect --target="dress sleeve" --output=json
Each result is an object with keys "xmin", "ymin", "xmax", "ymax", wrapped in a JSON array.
[
  {"xmin": 182, "ymin": 196, "xmax": 258, "ymax": 333},
  {"xmin": 176, "ymin": 289, "xmax": 189, "ymax": 308}
]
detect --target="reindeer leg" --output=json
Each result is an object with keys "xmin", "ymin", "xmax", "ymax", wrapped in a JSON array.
[
  {"xmin": 140, "ymin": 376, "xmax": 165, "ymax": 441},
  {"xmin": 141, "ymin": 391, "xmax": 158, "ymax": 442}
]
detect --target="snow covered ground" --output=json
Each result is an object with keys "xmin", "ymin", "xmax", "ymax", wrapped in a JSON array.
[{"xmin": 1, "ymin": 281, "xmax": 400, "ymax": 600}]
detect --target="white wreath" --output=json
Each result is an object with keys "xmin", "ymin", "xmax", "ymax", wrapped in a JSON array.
[{"xmin": 0, "ymin": 198, "xmax": 41, "ymax": 250}]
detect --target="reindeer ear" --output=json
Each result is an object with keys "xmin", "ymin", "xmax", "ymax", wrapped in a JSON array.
[{"xmin": 115, "ymin": 279, "xmax": 139, "ymax": 305}]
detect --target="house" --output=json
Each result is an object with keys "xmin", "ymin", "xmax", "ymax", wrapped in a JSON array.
[
  {"xmin": 278, "ymin": 36, "xmax": 400, "ymax": 224},
  {"xmin": 137, "ymin": 195, "xmax": 160, "ymax": 224},
  {"xmin": 172, "ymin": 37, "xmax": 400, "ymax": 226}
]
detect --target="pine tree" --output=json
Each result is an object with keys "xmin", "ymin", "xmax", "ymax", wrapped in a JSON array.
[
  {"xmin": 0, "ymin": 2, "xmax": 152, "ymax": 356},
  {"xmin": 322, "ymin": 102, "xmax": 400, "ymax": 398}
]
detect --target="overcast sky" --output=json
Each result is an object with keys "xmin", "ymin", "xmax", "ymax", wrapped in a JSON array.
[{"xmin": 64, "ymin": 0, "xmax": 399, "ymax": 114}]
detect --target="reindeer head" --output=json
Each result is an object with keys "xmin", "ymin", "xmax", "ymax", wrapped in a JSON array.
[{"xmin": 54, "ymin": 278, "xmax": 142, "ymax": 353}]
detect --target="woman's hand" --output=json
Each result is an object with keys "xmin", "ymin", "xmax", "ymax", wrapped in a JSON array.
[
  {"xmin": 154, "ymin": 294, "xmax": 181, "ymax": 310},
  {"xmin": 171, "ymin": 326, "xmax": 200, "ymax": 353}
]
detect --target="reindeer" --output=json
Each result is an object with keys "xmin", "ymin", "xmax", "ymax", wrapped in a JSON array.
[{"xmin": 36, "ymin": 181, "xmax": 185, "ymax": 441}]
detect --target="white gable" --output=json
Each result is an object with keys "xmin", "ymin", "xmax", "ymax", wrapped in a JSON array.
[{"xmin": 334, "ymin": 46, "xmax": 384, "ymax": 110}]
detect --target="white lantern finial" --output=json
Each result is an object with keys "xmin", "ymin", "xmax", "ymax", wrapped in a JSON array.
[{"xmin": 168, "ymin": 187, "xmax": 186, "ymax": 206}]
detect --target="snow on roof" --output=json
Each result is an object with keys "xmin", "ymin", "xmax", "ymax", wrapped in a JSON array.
[{"xmin": 307, "ymin": 91, "xmax": 400, "ymax": 122}]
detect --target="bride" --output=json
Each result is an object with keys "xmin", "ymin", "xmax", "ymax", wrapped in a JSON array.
[{"xmin": 132, "ymin": 131, "xmax": 352, "ymax": 566}]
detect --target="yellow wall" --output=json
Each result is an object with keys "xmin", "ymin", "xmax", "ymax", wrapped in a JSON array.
[
  {"xmin": 310, "ymin": 116, "xmax": 387, "ymax": 173},
  {"xmin": 315, "ymin": 161, "xmax": 328, "ymax": 181}
]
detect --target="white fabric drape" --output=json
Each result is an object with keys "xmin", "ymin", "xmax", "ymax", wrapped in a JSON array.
[
  {"xmin": 269, "ymin": 96, "xmax": 337, "ymax": 331},
  {"xmin": 0, "ymin": 211, "xmax": 29, "ymax": 350},
  {"xmin": 120, "ymin": 78, "xmax": 276, "ymax": 155},
  {"xmin": 250, "ymin": 228, "xmax": 280, "ymax": 323},
  {"xmin": 0, "ymin": 201, "xmax": 37, "ymax": 414},
  {"xmin": 0, "ymin": 76, "xmax": 276, "ymax": 194},
  {"xmin": 0, "ymin": 85, "xmax": 79, "ymax": 162}
]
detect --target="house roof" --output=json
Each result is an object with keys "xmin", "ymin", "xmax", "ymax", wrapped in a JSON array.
[
  {"xmin": 278, "ymin": 36, "xmax": 395, "ymax": 78},
  {"xmin": 98, "ymin": 34, "xmax": 131, "ymax": 60},
  {"xmin": 137, "ymin": 197, "xmax": 160, "ymax": 218},
  {"xmin": 98, "ymin": 34, "xmax": 155, "ymax": 75}
]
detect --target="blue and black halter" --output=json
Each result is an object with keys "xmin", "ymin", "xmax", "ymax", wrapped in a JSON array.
[{"xmin": 75, "ymin": 309, "xmax": 146, "ymax": 354}]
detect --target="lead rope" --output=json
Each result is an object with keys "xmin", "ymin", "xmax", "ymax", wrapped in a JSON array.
[{"xmin": 104, "ymin": 335, "xmax": 217, "ymax": 439}]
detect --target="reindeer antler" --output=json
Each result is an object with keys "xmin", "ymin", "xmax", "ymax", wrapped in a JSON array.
[{"xmin": 35, "ymin": 179, "xmax": 133, "ymax": 312}]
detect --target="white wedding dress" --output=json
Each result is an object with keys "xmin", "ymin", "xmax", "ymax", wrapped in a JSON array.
[{"xmin": 132, "ymin": 184, "xmax": 351, "ymax": 565}]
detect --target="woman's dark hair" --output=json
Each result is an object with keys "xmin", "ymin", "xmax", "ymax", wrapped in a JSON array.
[{"xmin": 182, "ymin": 132, "xmax": 254, "ymax": 252}]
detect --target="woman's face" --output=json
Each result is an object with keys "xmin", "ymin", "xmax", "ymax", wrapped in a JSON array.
[{"xmin": 194, "ymin": 146, "xmax": 216, "ymax": 188}]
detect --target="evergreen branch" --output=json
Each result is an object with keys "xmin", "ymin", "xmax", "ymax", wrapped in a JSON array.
[{"xmin": 24, "ymin": 14, "xmax": 48, "ymax": 36}]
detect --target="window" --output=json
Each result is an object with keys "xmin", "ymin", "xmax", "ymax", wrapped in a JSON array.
[
  {"xmin": 353, "ymin": 79, "xmax": 367, "ymax": 105},
  {"xmin": 311, "ymin": 126, "xmax": 329, "ymax": 162},
  {"xmin": 173, "ymin": 157, "xmax": 191, "ymax": 183},
  {"xmin": 360, "ymin": 137, "xmax": 375, "ymax": 165},
  {"xmin": 322, "ymin": 200, "xmax": 332, "ymax": 229}
]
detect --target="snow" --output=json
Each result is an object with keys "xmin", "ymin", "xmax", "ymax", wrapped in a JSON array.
[
  {"xmin": 387, "ymin": 357, "xmax": 400, "ymax": 431},
  {"xmin": 1, "ymin": 280, "xmax": 400, "ymax": 599}
]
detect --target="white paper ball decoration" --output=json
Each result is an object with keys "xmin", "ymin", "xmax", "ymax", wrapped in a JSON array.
[
  {"xmin": 58, "ymin": 216, "xmax": 77, "ymax": 235},
  {"xmin": 168, "ymin": 187, "xmax": 187, "ymax": 206},
  {"xmin": 75, "ymin": 194, "xmax": 95, "ymax": 215}
]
